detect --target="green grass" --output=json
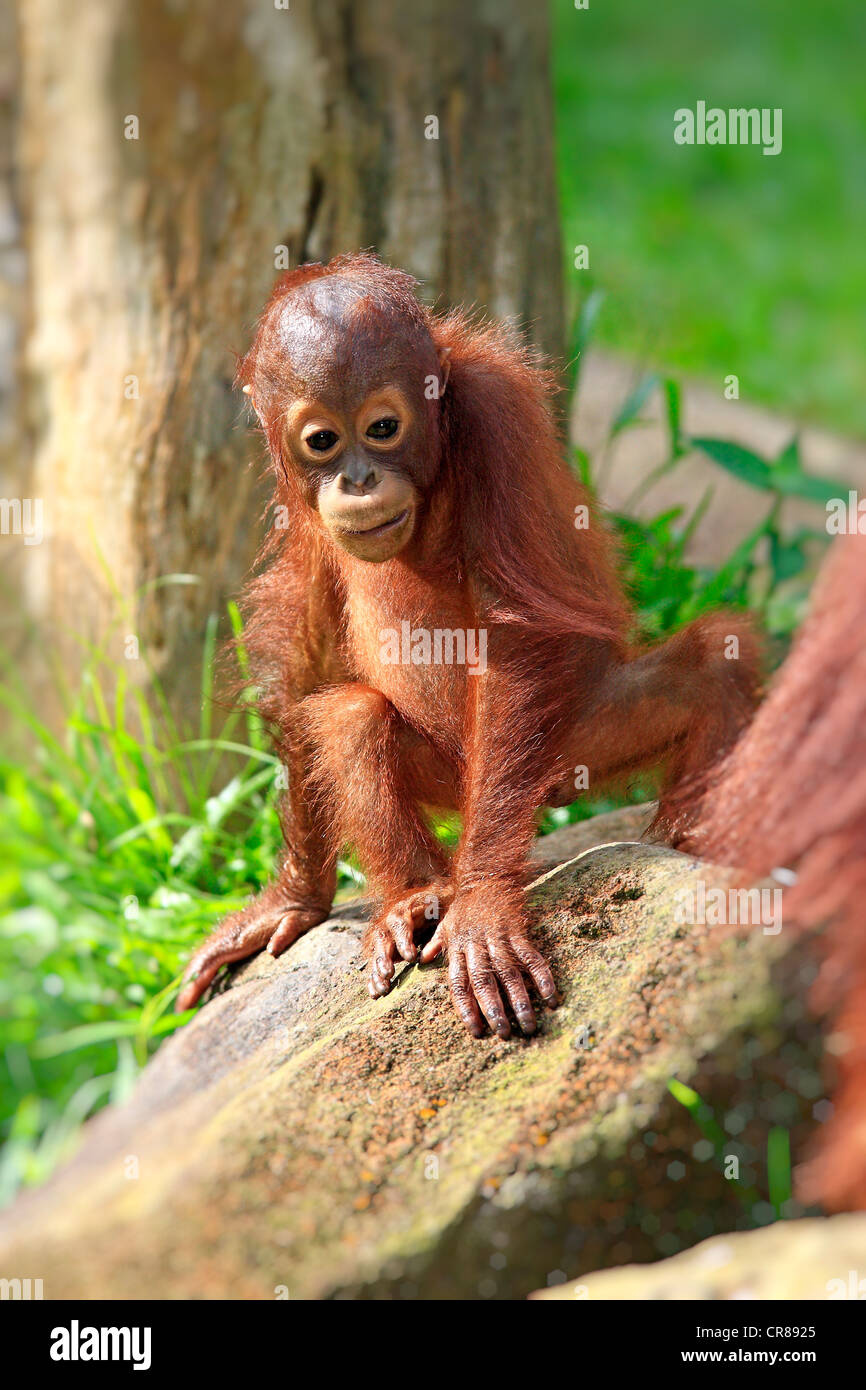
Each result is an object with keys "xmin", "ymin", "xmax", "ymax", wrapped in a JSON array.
[
  {"xmin": 0, "ymin": 607, "xmax": 360, "ymax": 1202},
  {"xmin": 668, "ymin": 1079, "xmax": 794, "ymax": 1223},
  {"xmin": 553, "ymin": 0, "xmax": 866, "ymax": 435}
]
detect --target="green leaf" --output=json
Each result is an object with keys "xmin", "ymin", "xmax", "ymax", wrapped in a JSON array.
[
  {"xmin": 769, "ymin": 530, "xmax": 809, "ymax": 584},
  {"xmin": 565, "ymin": 287, "xmax": 606, "ymax": 402},
  {"xmin": 773, "ymin": 435, "xmax": 801, "ymax": 471},
  {"xmin": 681, "ymin": 507, "xmax": 774, "ymax": 616},
  {"xmin": 610, "ymin": 372, "xmax": 660, "ymax": 437},
  {"xmin": 125, "ymin": 789, "xmax": 174, "ymax": 855},
  {"xmin": 768, "ymin": 1126, "xmax": 792, "ymax": 1215},
  {"xmin": 668, "ymin": 1078, "xmax": 700, "ymax": 1110},
  {"xmin": 695, "ymin": 432, "xmax": 851, "ymax": 505},
  {"xmin": 772, "ymin": 433, "xmax": 850, "ymax": 501},
  {"xmin": 664, "ymin": 377, "xmax": 685, "ymax": 457},
  {"xmin": 32, "ymin": 1019, "xmax": 143, "ymax": 1058},
  {"xmin": 773, "ymin": 468, "xmax": 850, "ymax": 505},
  {"xmin": 571, "ymin": 446, "xmax": 592, "ymax": 488},
  {"xmin": 691, "ymin": 437, "xmax": 774, "ymax": 491},
  {"xmin": 199, "ymin": 611, "xmax": 219, "ymax": 743},
  {"xmin": 572, "ymin": 286, "xmax": 605, "ymax": 357}
]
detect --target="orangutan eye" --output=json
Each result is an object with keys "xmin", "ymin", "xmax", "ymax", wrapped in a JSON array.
[
  {"xmin": 366, "ymin": 417, "xmax": 399, "ymax": 440},
  {"xmin": 306, "ymin": 429, "xmax": 339, "ymax": 453}
]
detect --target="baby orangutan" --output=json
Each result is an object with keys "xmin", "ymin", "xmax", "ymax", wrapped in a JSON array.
[{"xmin": 177, "ymin": 253, "xmax": 760, "ymax": 1038}]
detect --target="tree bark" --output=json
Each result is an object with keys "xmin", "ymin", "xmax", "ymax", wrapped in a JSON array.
[
  {"xmin": 14, "ymin": 0, "xmax": 563, "ymax": 724},
  {"xmin": 0, "ymin": 0, "xmax": 27, "ymax": 724}
]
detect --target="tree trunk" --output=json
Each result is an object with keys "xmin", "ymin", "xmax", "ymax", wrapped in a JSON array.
[
  {"xmin": 14, "ymin": 0, "xmax": 563, "ymax": 725},
  {"xmin": 0, "ymin": 0, "xmax": 27, "ymax": 734}
]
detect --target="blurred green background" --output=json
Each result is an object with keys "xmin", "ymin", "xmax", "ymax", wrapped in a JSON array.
[{"xmin": 553, "ymin": 0, "xmax": 866, "ymax": 434}]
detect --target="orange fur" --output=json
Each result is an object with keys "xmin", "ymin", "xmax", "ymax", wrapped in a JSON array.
[
  {"xmin": 177, "ymin": 255, "xmax": 762, "ymax": 1035},
  {"xmin": 692, "ymin": 533, "xmax": 866, "ymax": 1209}
]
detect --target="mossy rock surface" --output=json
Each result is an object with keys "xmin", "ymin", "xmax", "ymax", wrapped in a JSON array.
[{"xmin": 0, "ymin": 809, "xmax": 824, "ymax": 1299}]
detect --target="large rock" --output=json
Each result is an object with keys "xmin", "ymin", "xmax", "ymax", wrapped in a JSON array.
[
  {"xmin": 531, "ymin": 1215, "xmax": 866, "ymax": 1300},
  {"xmin": 0, "ymin": 809, "xmax": 824, "ymax": 1299}
]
